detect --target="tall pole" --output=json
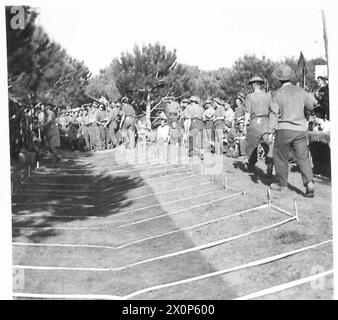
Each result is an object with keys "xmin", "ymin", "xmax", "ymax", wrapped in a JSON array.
[{"xmin": 322, "ymin": 9, "xmax": 329, "ymax": 77}]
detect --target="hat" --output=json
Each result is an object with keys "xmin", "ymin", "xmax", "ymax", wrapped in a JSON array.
[
  {"xmin": 272, "ymin": 64, "xmax": 295, "ymax": 81},
  {"xmin": 181, "ymin": 98, "xmax": 190, "ymax": 104},
  {"xmin": 317, "ymin": 75, "xmax": 328, "ymax": 81},
  {"xmin": 248, "ymin": 76, "xmax": 264, "ymax": 84},
  {"xmin": 204, "ymin": 97, "xmax": 213, "ymax": 106},
  {"xmin": 213, "ymin": 97, "xmax": 223, "ymax": 106},
  {"xmin": 236, "ymin": 92, "xmax": 246, "ymax": 102},
  {"xmin": 189, "ymin": 96, "xmax": 201, "ymax": 104}
]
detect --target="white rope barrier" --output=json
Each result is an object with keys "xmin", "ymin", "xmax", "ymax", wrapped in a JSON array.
[
  {"xmin": 13, "ymin": 239, "xmax": 331, "ymax": 300},
  {"xmin": 121, "ymin": 239, "xmax": 332, "ymax": 299},
  {"xmin": 12, "ymin": 179, "xmax": 213, "ymax": 221},
  {"xmin": 11, "ymin": 203, "xmax": 268, "ymax": 250},
  {"xmin": 102, "ymin": 170, "xmax": 192, "ymax": 192},
  {"xmin": 115, "ymin": 203, "xmax": 268, "ymax": 248},
  {"xmin": 12, "ymin": 292, "xmax": 123, "ymax": 300},
  {"xmin": 109, "ymin": 182, "xmax": 210, "ymax": 206},
  {"xmin": 234, "ymin": 269, "xmax": 334, "ymax": 300},
  {"xmin": 118, "ymin": 191, "xmax": 245, "ymax": 228},
  {"xmin": 13, "ymin": 216, "xmax": 296, "ymax": 272},
  {"xmin": 109, "ymin": 188, "xmax": 224, "ymax": 216}
]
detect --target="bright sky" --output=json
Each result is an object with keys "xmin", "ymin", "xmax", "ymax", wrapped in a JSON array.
[{"xmin": 34, "ymin": 0, "xmax": 328, "ymax": 75}]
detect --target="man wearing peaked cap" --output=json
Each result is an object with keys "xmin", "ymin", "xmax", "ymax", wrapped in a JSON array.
[
  {"xmin": 267, "ymin": 64, "xmax": 315, "ymax": 197},
  {"xmin": 184, "ymin": 96, "xmax": 205, "ymax": 159}
]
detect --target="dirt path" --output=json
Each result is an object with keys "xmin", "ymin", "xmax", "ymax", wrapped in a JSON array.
[{"xmin": 12, "ymin": 144, "xmax": 333, "ymax": 299}]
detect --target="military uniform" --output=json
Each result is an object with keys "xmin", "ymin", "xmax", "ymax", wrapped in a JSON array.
[
  {"xmin": 96, "ymin": 107, "xmax": 108, "ymax": 150},
  {"xmin": 119, "ymin": 102, "xmax": 136, "ymax": 149},
  {"xmin": 106, "ymin": 104, "xmax": 120, "ymax": 148},
  {"xmin": 203, "ymin": 98, "xmax": 215, "ymax": 143},
  {"xmin": 184, "ymin": 96, "xmax": 205, "ymax": 157},
  {"xmin": 88, "ymin": 106, "xmax": 99, "ymax": 150},
  {"xmin": 212, "ymin": 98, "xmax": 226, "ymax": 155},
  {"xmin": 81, "ymin": 111, "xmax": 91, "ymax": 150},
  {"xmin": 268, "ymin": 64, "xmax": 315, "ymax": 196},
  {"xmin": 244, "ymin": 76, "xmax": 272, "ymax": 170}
]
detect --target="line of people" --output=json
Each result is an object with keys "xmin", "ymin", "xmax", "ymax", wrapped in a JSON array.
[
  {"xmin": 56, "ymin": 97, "xmax": 137, "ymax": 151},
  {"xmin": 156, "ymin": 64, "xmax": 324, "ymax": 198}
]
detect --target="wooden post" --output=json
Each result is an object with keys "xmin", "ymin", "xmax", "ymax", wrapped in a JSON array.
[{"xmin": 322, "ymin": 9, "xmax": 329, "ymax": 77}]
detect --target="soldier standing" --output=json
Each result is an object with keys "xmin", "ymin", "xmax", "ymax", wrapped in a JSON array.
[
  {"xmin": 39, "ymin": 104, "xmax": 60, "ymax": 164},
  {"xmin": 88, "ymin": 103, "xmax": 99, "ymax": 151},
  {"xmin": 119, "ymin": 97, "xmax": 136, "ymax": 149},
  {"xmin": 202, "ymin": 97, "xmax": 215, "ymax": 149},
  {"xmin": 184, "ymin": 96, "xmax": 205, "ymax": 159},
  {"xmin": 234, "ymin": 92, "xmax": 246, "ymax": 123},
  {"xmin": 96, "ymin": 103, "xmax": 108, "ymax": 150},
  {"xmin": 81, "ymin": 108, "xmax": 91, "ymax": 151},
  {"xmin": 105, "ymin": 101, "xmax": 120, "ymax": 148},
  {"xmin": 244, "ymin": 76, "xmax": 273, "ymax": 175},
  {"xmin": 267, "ymin": 64, "xmax": 315, "ymax": 197},
  {"xmin": 212, "ymin": 98, "xmax": 227, "ymax": 155}
]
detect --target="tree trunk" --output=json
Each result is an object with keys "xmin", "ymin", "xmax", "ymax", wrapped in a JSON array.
[{"xmin": 146, "ymin": 91, "xmax": 151, "ymax": 130}]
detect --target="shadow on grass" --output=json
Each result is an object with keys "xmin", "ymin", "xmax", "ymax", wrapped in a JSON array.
[{"xmin": 11, "ymin": 151, "xmax": 152, "ymax": 242}]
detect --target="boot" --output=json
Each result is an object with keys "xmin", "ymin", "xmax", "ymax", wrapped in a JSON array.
[{"xmin": 305, "ymin": 181, "xmax": 315, "ymax": 198}]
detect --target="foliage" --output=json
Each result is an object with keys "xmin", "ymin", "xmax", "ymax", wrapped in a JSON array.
[{"xmin": 6, "ymin": 6, "xmax": 91, "ymax": 109}]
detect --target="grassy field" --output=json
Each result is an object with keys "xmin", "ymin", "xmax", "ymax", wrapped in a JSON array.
[{"xmin": 12, "ymin": 144, "xmax": 333, "ymax": 299}]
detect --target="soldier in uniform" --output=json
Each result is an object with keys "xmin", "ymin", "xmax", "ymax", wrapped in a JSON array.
[
  {"xmin": 184, "ymin": 96, "xmax": 205, "ymax": 159},
  {"xmin": 96, "ymin": 103, "xmax": 108, "ymax": 150},
  {"xmin": 88, "ymin": 102, "xmax": 99, "ymax": 151},
  {"xmin": 203, "ymin": 97, "xmax": 215, "ymax": 148},
  {"xmin": 243, "ymin": 76, "xmax": 273, "ymax": 175},
  {"xmin": 81, "ymin": 108, "xmax": 91, "ymax": 151},
  {"xmin": 212, "ymin": 98, "xmax": 227, "ymax": 155},
  {"xmin": 267, "ymin": 64, "xmax": 315, "ymax": 197},
  {"xmin": 105, "ymin": 101, "xmax": 120, "ymax": 148},
  {"xmin": 119, "ymin": 97, "xmax": 136, "ymax": 149},
  {"xmin": 39, "ymin": 104, "xmax": 60, "ymax": 164},
  {"xmin": 234, "ymin": 92, "xmax": 246, "ymax": 123},
  {"xmin": 179, "ymin": 98, "xmax": 190, "ymax": 145}
]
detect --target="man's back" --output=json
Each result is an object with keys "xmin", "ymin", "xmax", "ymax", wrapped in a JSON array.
[
  {"xmin": 245, "ymin": 90, "xmax": 271, "ymax": 119},
  {"xmin": 271, "ymin": 84, "xmax": 315, "ymax": 131}
]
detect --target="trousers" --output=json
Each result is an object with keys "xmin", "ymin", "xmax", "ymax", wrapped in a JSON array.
[{"xmin": 273, "ymin": 129, "xmax": 313, "ymax": 187}]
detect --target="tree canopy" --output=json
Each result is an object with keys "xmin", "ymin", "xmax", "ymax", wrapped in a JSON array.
[{"xmin": 6, "ymin": 6, "xmax": 91, "ymax": 109}]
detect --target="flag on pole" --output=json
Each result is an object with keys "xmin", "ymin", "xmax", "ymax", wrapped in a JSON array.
[{"xmin": 297, "ymin": 51, "xmax": 306, "ymax": 89}]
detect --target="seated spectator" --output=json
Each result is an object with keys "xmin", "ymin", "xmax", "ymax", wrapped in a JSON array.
[
  {"xmin": 157, "ymin": 118, "xmax": 170, "ymax": 144},
  {"xmin": 168, "ymin": 121, "xmax": 183, "ymax": 146},
  {"xmin": 226, "ymin": 118, "xmax": 246, "ymax": 158},
  {"xmin": 312, "ymin": 109, "xmax": 330, "ymax": 133}
]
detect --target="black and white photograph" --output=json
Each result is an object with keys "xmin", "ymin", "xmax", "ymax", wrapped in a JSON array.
[{"xmin": 0, "ymin": 0, "xmax": 337, "ymax": 302}]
